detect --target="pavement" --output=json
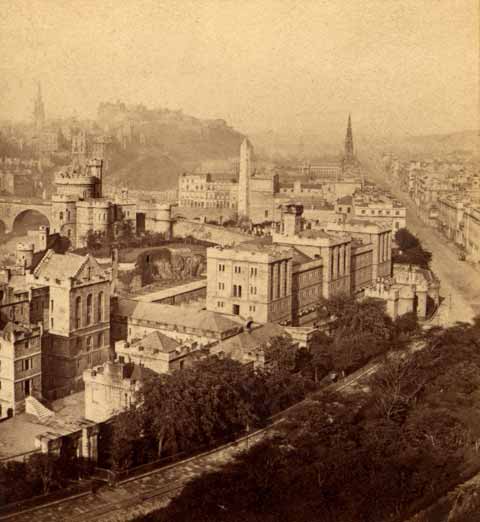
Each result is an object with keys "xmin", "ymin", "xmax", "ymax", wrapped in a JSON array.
[{"xmin": 365, "ymin": 157, "xmax": 479, "ymax": 325}]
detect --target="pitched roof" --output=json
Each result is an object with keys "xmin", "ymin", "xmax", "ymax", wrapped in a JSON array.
[
  {"xmin": 129, "ymin": 301, "xmax": 242, "ymax": 335},
  {"xmin": 132, "ymin": 330, "xmax": 180, "ymax": 354},
  {"xmin": 337, "ymin": 195, "xmax": 353, "ymax": 205},
  {"xmin": 213, "ymin": 323, "xmax": 289, "ymax": 360},
  {"xmin": 33, "ymin": 250, "xmax": 88, "ymax": 281}
]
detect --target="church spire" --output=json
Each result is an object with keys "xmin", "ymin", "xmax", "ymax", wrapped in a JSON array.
[{"xmin": 344, "ymin": 113, "xmax": 354, "ymax": 161}]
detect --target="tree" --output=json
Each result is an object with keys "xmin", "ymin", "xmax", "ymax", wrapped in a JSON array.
[
  {"xmin": 110, "ymin": 408, "xmax": 143, "ymax": 471},
  {"xmin": 309, "ymin": 331, "xmax": 333, "ymax": 382},
  {"xmin": 371, "ymin": 355, "xmax": 423, "ymax": 422},
  {"xmin": 262, "ymin": 335, "xmax": 298, "ymax": 371},
  {"xmin": 395, "ymin": 228, "xmax": 420, "ymax": 251},
  {"xmin": 394, "ymin": 228, "xmax": 432, "ymax": 268},
  {"xmin": 27, "ymin": 453, "xmax": 59, "ymax": 495},
  {"xmin": 315, "ymin": 295, "xmax": 394, "ymax": 375},
  {"xmin": 86, "ymin": 230, "xmax": 107, "ymax": 252}
]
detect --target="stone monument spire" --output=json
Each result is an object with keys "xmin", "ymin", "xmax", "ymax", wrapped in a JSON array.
[
  {"xmin": 33, "ymin": 81, "xmax": 45, "ymax": 131},
  {"xmin": 238, "ymin": 138, "xmax": 254, "ymax": 217},
  {"xmin": 344, "ymin": 113, "xmax": 354, "ymax": 161}
]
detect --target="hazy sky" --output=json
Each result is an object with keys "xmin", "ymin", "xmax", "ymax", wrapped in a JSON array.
[{"xmin": 0, "ymin": 0, "xmax": 478, "ymax": 140}]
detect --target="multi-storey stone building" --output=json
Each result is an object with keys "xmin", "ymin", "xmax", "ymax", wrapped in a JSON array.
[
  {"xmin": 83, "ymin": 360, "xmax": 149, "ymax": 423},
  {"xmin": 206, "ymin": 243, "xmax": 294, "ymax": 325},
  {"xmin": 115, "ymin": 330, "xmax": 204, "ymax": 374},
  {"xmin": 0, "ymin": 322, "xmax": 43, "ymax": 418},
  {"xmin": 207, "ymin": 203, "xmax": 394, "ymax": 326},
  {"xmin": 178, "ymin": 173, "xmax": 238, "ymax": 210},
  {"xmin": 463, "ymin": 204, "xmax": 480, "ymax": 262},
  {"xmin": 27, "ymin": 251, "xmax": 111, "ymax": 400}
]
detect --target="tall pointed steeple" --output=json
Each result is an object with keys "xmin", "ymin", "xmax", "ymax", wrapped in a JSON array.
[
  {"xmin": 33, "ymin": 81, "xmax": 45, "ymax": 131},
  {"xmin": 344, "ymin": 113, "xmax": 354, "ymax": 161}
]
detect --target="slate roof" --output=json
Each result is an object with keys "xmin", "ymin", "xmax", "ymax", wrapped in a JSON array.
[
  {"xmin": 125, "ymin": 300, "xmax": 242, "ymax": 336},
  {"xmin": 213, "ymin": 323, "xmax": 289, "ymax": 361},
  {"xmin": 131, "ymin": 330, "xmax": 180, "ymax": 354},
  {"xmin": 33, "ymin": 250, "xmax": 87, "ymax": 281}
]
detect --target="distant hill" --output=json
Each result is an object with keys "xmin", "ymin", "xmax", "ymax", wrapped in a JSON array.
[
  {"xmin": 398, "ymin": 130, "xmax": 479, "ymax": 155},
  {"xmin": 100, "ymin": 103, "xmax": 245, "ymax": 190}
]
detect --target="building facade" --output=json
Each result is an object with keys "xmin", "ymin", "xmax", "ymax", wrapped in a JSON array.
[
  {"xmin": 28, "ymin": 251, "xmax": 111, "ymax": 400},
  {"xmin": 0, "ymin": 322, "xmax": 43, "ymax": 418},
  {"xmin": 206, "ymin": 243, "xmax": 293, "ymax": 325}
]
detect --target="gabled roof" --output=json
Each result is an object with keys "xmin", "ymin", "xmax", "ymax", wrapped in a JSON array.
[
  {"xmin": 33, "ymin": 250, "xmax": 105, "ymax": 283},
  {"xmin": 213, "ymin": 323, "xmax": 289, "ymax": 361},
  {"xmin": 33, "ymin": 250, "xmax": 89, "ymax": 281},
  {"xmin": 133, "ymin": 330, "xmax": 180, "ymax": 354}
]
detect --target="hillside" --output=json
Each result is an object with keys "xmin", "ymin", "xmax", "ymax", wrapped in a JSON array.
[
  {"xmin": 396, "ymin": 130, "xmax": 479, "ymax": 156},
  {"xmin": 99, "ymin": 103, "xmax": 245, "ymax": 190}
]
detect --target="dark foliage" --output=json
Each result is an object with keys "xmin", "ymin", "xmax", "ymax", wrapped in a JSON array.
[
  {"xmin": 393, "ymin": 228, "xmax": 432, "ymax": 268},
  {"xmin": 135, "ymin": 320, "xmax": 480, "ymax": 522}
]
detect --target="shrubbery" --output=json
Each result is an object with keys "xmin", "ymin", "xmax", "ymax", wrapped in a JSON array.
[
  {"xmin": 137, "ymin": 320, "xmax": 480, "ymax": 522},
  {"xmin": 394, "ymin": 228, "xmax": 432, "ymax": 269}
]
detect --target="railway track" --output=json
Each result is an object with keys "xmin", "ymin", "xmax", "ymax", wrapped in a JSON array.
[{"xmin": 0, "ymin": 357, "xmax": 387, "ymax": 522}]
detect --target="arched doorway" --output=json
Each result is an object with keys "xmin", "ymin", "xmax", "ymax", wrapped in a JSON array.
[{"xmin": 12, "ymin": 209, "xmax": 50, "ymax": 236}]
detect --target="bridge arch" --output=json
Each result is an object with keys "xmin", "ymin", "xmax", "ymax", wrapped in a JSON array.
[{"xmin": 12, "ymin": 209, "xmax": 50, "ymax": 236}]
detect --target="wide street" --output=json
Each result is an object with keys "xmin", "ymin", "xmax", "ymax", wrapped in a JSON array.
[{"xmin": 365, "ymin": 155, "xmax": 479, "ymax": 325}]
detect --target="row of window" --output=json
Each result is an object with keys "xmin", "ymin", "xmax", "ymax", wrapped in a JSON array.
[
  {"xmin": 217, "ymin": 265, "xmax": 258, "ymax": 276},
  {"xmin": 50, "ymin": 293, "xmax": 104, "ymax": 330},
  {"xmin": 73, "ymin": 292, "xmax": 105, "ymax": 329},
  {"xmin": 359, "ymin": 209, "xmax": 402, "ymax": 216},
  {"xmin": 180, "ymin": 200, "xmax": 236, "ymax": 209},
  {"xmin": 219, "ymin": 283, "xmax": 257, "ymax": 296},
  {"xmin": 18, "ymin": 357, "xmax": 34, "ymax": 372},
  {"xmin": 78, "ymin": 332, "xmax": 105, "ymax": 352}
]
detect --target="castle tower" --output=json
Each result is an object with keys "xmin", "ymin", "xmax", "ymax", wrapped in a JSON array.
[
  {"xmin": 344, "ymin": 114, "xmax": 354, "ymax": 162},
  {"xmin": 238, "ymin": 138, "xmax": 254, "ymax": 217},
  {"xmin": 33, "ymin": 82, "xmax": 45, "ymax": 132}
]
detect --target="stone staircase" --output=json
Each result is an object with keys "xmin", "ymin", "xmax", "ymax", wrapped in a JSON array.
[{"xmin": 25, "ymin": 395, "xmax": 55, "ymax": 421}]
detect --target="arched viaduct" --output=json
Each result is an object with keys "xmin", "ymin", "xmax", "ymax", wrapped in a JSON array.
[{"xmin": 0, "ymin": 198, "xmax": 52, "ymax": 234}]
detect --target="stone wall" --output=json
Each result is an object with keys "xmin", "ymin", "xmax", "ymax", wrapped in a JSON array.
[{"xmin": 173, "ymin": 219, "xmax": 250, "ymax": 246}]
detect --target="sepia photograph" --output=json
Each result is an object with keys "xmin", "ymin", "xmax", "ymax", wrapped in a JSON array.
[{"xmin": 0, "ymin": 0, "xmax": 478, "ymax": 520}]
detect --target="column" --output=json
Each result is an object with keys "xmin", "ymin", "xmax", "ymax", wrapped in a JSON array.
[
  {"xmin": 332, "ymin": 247, "xmax": 338, "ymax": 279},
  {"xmin": 279, "ymin": 261, "xmax": 286, "ymax": 297}
]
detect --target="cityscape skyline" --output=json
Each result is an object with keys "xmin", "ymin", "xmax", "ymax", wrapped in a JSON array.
[{"xmin": 0, "ymin": 0, "xmax": 478, "ymax": 141}]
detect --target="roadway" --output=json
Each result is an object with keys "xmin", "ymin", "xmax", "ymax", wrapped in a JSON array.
[{"xmin": 364, "ymin": 155, "xmax": 479, "ymax": 325}]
